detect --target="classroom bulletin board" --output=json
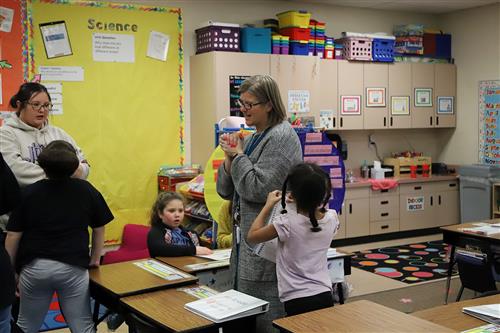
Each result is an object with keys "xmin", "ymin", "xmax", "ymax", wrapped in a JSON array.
[
  {"xmin": 479, "ymin": 80, "xmax": 500, "ymax": 164},
  {"xmin": 0, "ymin": 0, "xmax": 27, "ymax": 121},
  {"xmin": 18, "ymin": 0, "xmax": 185, "ymax": 243}
]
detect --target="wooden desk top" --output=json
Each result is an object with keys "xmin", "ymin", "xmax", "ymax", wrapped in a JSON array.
[
  {"xmin": 157, "ymin": 256, "xmax": 214, "ymax": 273},
  {"xmin": 89, "ymin": 259, "xmax": 197, "ymax": 297},
  {"xmin": 413, "ymin": 294, "xmax": 500, "ymax": 332},
  {"xmin": 273, "ymin": 300, "xmax": 454, "ymax": 333},
  {"xmin": 440, "ymin": 220, "xmax": 500, "ymax": 242},
  {"xmin": 120, "ymin": 284, "xmax": 214, "ymax": 332}
]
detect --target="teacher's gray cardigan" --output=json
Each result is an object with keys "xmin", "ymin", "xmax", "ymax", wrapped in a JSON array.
[{"xmin": 216, "ymin": 121, "xmax": 302, "ymax": 282}]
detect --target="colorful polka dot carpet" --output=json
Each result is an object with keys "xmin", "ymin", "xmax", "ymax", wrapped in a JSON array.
[
  {"xmin": 41, "ymin": 293, "xmax": 107, "ymax": 331},
  {"xmin": 351, "ymin": 240, "xmax": 457, "ymax": 284}
]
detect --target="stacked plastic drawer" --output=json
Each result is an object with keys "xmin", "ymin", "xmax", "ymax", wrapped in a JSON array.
[{"xmin": 277, "ymin": 10, "xmax": 311, "ymax": 56}]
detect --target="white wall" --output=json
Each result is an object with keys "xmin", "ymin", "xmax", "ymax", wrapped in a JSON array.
[{"xmin": 438, "ymin": 3, "xmax": 500, "ymax": 164}]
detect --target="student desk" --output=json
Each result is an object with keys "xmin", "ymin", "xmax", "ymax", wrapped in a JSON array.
[
  {"xmin": 272, "ymin": 300, "xmax": 454, "ymax": 332},
  {"xmin": 157, "ymin": 254, "xmax": 232, "ymax": 291},
  {"xmin": 413, "ymin": 293, "xmax": 500, "ymax": 332},
  {"xmin": 89, "ymin": 259, "xmax": 197, "ymax": 325},
  {"xmin": 120, "ymin": 284, "xmax": 256, "ymax": 333},
  {"xmin": 440, "ymin": 220, "xmax": 500, "ymax": 304}
]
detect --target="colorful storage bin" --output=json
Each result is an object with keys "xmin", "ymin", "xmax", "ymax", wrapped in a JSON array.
[
  {"xmin": 279, "ymin": 27, "xmax": 310, "ymax": 41},
  {"xmin": 277, "ymin": 10, "xmax": 311, "ymax": 29},
  {"xmin": 341, "ymin": 37, "xmax": 372, "ymax": 61},
  {"xmin": 372, "ymin": 38, "xmax": 395, "ymax": 62},
  {"xmin": 290, "ymin": 40, "xmax": 308, "ymax": 55},
  {"xmin": 196, "ymin": 24, "xmax": 240, "ymax": 54},
  {"xmin": 241, "ymin": 28, "xmax": 271, "ymax": 54}
]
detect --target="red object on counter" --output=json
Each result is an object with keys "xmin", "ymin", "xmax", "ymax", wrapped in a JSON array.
[
  {"xmin": 422, "ymin": 163, "xmax": 430, "ymax": 177},
  {"xmin": 410, "ymin": 165, "xmax": 417, "ymax": 178}
]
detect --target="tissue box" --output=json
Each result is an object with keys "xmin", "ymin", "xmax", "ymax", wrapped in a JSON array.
[{"xmin": 371, "ymin": 168, "xmax": 391, "ymax": 179}]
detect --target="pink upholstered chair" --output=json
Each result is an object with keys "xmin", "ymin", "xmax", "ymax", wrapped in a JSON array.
[{"xmin": 102, "ymin": 224, "xmax": 151, "ymax": 264}]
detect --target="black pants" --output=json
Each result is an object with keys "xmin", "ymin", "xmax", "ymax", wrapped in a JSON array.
[{"xmin": 284, "ymin": 291, "xmax": 334, "ymax": 317}]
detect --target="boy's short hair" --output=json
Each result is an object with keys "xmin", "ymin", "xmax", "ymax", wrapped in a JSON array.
[{"xmin": 38, "ymin": 140, "xmax": 79, "ymax": 179}]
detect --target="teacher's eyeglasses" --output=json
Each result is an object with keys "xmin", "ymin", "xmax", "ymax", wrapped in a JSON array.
[
  {"xmin": 27, "ymin": 102, "xmax": 53, "ymax": 111},
  {"xmin": 237, "ymin": 99, "xmax": 263, "ymax": 111}
]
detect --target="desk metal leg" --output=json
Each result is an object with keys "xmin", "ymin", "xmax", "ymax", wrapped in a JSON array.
[{"xmin": 444, "ymin": 245, "xmax": 456, "ymax": 305}]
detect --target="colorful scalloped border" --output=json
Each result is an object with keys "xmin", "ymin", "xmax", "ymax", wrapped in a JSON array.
[{"xmin": 27, "ymin": 0, "xmax": 185, "ymax": 164}]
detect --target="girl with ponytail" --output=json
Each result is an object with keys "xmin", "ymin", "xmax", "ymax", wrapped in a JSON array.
[{"xmin": 247, "ymin": 162, "xmax": 340, "ymax": 317}]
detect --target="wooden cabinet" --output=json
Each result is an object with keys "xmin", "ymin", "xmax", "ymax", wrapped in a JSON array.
[
  {"xmin": 364, "ymin": 63, "xmax": 389, "ymax": 129},
  {"xmin": 335, "ymin": 207, "xmax": 346, "ymax": 240},
  {"xmin": 190, "ymin": 51, "xmax": 270, "ymax": 165},
  {"xmin": 411, "ymin": 63, "xmax": 435, "ymax": 128},
  {"xmin": 270, "ymin": 55, "xmax": 321, "ymax": 123},
  {"xmin": 317, "ymin": 59, "xmax": 339, "ymax": 129},
  {"xmin": 369, "ymin": 187, "xmax": 400, "ymax": 235},
  {"xmin": 344, "ymin": 187, "xmax": 370, "ymax": 237},
  {"xmin": 388, "ymin": 63, "xmax": 412, "ymax": 128},
  {"xmin": 338, "ymin": 61, "xmax": 364, "ymax": 130},
  {"xmin": 434, "ymin": 63, "xmax": 456, "ymax": 128}
]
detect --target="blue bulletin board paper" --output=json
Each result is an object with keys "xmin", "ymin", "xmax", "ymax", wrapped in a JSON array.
[{"xmin": 479, "ymin": 80, "xmax": 500, "ymax": 164}]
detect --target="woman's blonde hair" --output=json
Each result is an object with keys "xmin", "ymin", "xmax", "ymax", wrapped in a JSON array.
[{"xmin": 239, "ymin": 75, "xmax": 286, "ymax": 128}]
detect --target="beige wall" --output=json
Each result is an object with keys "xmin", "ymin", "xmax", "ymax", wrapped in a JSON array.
[
  {"xmin": 109, "ymin": 1, "xmax": 499, "ymax": 169},
  {"xmin": 438, "ymin": 3, "xmax": 500, "ymax": 164}
]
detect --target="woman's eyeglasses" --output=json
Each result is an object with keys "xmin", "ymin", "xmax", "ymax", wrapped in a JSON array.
[
  {"xmin": 237, "ymin": 99, "xmax": 263, "ymax": 111},
  {"xmin": 27, "ymin": 102, "xmax": 53, "ymax": 111}
]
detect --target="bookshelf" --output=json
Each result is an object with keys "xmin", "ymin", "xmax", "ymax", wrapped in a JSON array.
[
  {"xmin": 180, "ymin": 188, "xmax": 217, "ymax": 249},
  {"xmin": 492, "ymin": 183, "xmax": 500, "ymax": 218}
]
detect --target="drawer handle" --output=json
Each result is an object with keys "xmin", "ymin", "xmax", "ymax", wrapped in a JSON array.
[
  {"xmin": 381, "ymin": 213, "xmax": 389, "ymax": 217},
  {"xmin": 430, "ymin": 196, "xmax": 433, "ymax": 206},
  {"xmin": 439, "ymin": 195, "xmax": 441, "ymax": 205},
  {"xmin": 381, "ymin": 200, "xmax": 389, "ymax": 205},
  {"xmin": 414, "ymin": 186, "xmax": 422, "ymax": 190},
  {"xmin": 381, "ymin": 189, "xmax": 388, "ymax": 193},
  {"xmin": 349, "ymin": 203, "xmax": 352, "ymax": 214},
  {"xmin": 333, "ymin": 118, "xmax": 336, "ymax": 128},
  {"xmin": 449, "ymin": 183, "xmax": 456, "ymax": 187},
  {"xmin": 381, "ymin": 225, "xmax": 389, "ymax": 229}
]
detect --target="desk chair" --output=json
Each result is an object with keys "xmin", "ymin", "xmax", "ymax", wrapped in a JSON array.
[
  {"xmin": 455, "ymin": 237, "xmax": 499, "ymax": 301},
  {"xmin": 126, "ymin": 313, "xmax": 163, "ymax": 333}
]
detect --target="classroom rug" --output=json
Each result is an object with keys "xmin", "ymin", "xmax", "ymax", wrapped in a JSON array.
[
  {"xmin": 351, "ymin": 240, "xmax": 457, "ymax": 284},
  {"xmin": 40, "ymin": 293, "xmax": 107, "ymax": 331}
]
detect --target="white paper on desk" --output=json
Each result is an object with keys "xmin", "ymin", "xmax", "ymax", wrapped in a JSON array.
[
  {"xmin": 327, "ymin": 258, "xmax": 344, "ymax": 283},
  {"xmin": 197, "ymin": 248, "xmax": 231, "ymax": 261}
]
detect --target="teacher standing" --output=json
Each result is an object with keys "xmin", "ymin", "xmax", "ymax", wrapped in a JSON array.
[{"xmin": 217, "ymin": 75, "xmax": 302, "ymax": 333}]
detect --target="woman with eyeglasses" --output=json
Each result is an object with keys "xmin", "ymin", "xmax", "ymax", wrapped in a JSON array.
[
  {"xmin": 216, "ymin": 75, "xmax": 302, "ymax": 333},
  {"xmin": 0, "ymin": 82, "xmax": 89, "ymax": 231}
]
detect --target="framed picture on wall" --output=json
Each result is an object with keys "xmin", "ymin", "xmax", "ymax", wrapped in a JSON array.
[
  {"xmin": 437, "ymin": 96, "xmax": 454, "ymax": 114},
  {"xmin": 391, "ymin": 96, "xmax": 410, "ymax": 115},
  {"xmin": 366, "ymin": 87, "xmax": 386, "ymax": 107},
  {"xmin": 341, "ymin": 95, "xmax": 361, "ymax": 115},
  {"xmin": 414, "ymin": 88, "xmax": 433, "ymax": 107},
  {"xmin": 39, "ymin": 21, "xmax": 73, "ymax": 59}
]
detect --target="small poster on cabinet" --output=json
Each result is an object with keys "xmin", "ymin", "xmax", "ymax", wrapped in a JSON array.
[
  {"xmin": 366, "ymin": 87, "xmax": 386, "ymax": 107},
  {"xmin": 437, "ymin": 96, "xmax": 454, "ymax": 114},
  {"xmin": 391, "ymin": 96, "xmax": 410, "ymax": 116},
  {"xmin": 415, "ymin": 88, "xmax": 433, "ymax": 107},
  {"xmin": 341, "ymin": 95, "xmax": 361, "ymax": 115}
]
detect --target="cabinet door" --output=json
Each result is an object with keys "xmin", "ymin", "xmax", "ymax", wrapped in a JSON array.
[
  {"xmin": 270, "ymin": 55, "xmax": 320, "ymax": 125},
  {"xmin": 334, "ymin": 205, "xmax": 346, "ymax": 240},
  {"xmin": 364, "ymin": 63, "xmax": 389, "ymax": 129},
  {"xmin": 388, "ymin": 63, "xmax": 411, "ymax": 128},
  {"xmin": 399, "ymin": 193, "xmax": 432, "ymax": 231},
  {"xmin": 434, "ymin": 64, "xmax": 456, "ymax": 128},
  {"xmin": 338, "ymin": 61, "xmax": 364, "ymax": 129},
  {"xmin": 190, "ymin": 52, "xmax": 270, "ymax": 165},
  {"xmin": 345, "ymin": 198, "xmax": 370, "ymax": 237},
  {"xmin": 435, "ymin": 190, "xmax": 459, "ymax": 226},
  {"xmin": 317, "ymin": 59, "xmax": 339, "ymax": 129},
  {"xmin": 411, "ymin": 63, "xmax": 435, "ymax": 128}
]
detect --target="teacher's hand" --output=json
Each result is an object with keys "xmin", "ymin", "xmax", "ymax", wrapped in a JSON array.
[{"xmin": 220, "ymin": 132, "xmax": 243, "ymax": 158}]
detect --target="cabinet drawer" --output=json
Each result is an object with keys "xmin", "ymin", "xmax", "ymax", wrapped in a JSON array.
[
  {"xmin": 429, "ymin": 180, "xmax": 458, "ymax": 192},
  {"xmin": 370, "ymin": 187, "xmax": 399, "ymax": 197},
  {"xmin": 370, "ymin": 219, "xmax": 399, "ymax": 235},
  {"xmin": 345, "ymin": 187, "xmax": 370, "ymax": 200},
  {"xmin": 370, "ymin": 196, "xmax": 399, "ymax": 221},
  {"xmin": 399, "ymin": 183, "xmax": 433, "ymax": 194}
]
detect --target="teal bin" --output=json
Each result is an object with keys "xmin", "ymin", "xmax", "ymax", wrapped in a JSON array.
[{"xmin": 241, "ymin": 28, "xmax": 271, "ymax": 54}]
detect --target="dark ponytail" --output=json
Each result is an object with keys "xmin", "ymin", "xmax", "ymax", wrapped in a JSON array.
[
  {"xmin": 309, "ymin": 207, "xmax": 322, "ymax": 232},
  {"xmin": 280, "ymin": 176, "xmax": 289, "ymax": 214}
]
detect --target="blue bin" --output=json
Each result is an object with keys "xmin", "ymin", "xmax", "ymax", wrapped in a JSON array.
[
  {"xmin": 290, "ymin": 41, "xmax": 309, "ymax": 55},
  {"xmin": 435, "ymin": 34, "xmax": 451, "ymax": 59},
  {"xmin": 372, "ymin": 38, "xmax": 395, "ymax": 62},
  {"xmin": 241, "ymin": 28, "xmax": 271, "ymax": 54}
]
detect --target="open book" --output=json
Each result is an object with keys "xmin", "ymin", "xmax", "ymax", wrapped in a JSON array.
[
  {"xmin": 460, "ymin": 225, "xmax": 500, "ymax": 236},
  {"xmin": 463, "ymin": 304, "xmax": 500, "ymax": 325},
  {"xmin": 184, "ymin": 289, "xmax": 269, "ymax": 323}
]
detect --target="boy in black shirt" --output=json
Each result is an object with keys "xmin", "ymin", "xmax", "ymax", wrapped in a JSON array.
[{"xmin": 5, "ymin": 140, "xmax": 113, "ymax": 333}]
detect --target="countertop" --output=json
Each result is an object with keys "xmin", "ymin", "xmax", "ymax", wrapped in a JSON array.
[{"xmin": 345, "ymin": 174, "xmax": 459, "ymax": 188}]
